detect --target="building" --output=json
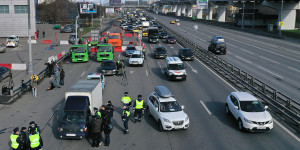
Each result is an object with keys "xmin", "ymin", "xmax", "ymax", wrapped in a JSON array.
[
  {"xmin": 0, "ymin": 0, "xmax": 36, "ymax": 37},
  {"xmin": 109, "ymin": 0, "xmax": 121, "ymax": 5}
]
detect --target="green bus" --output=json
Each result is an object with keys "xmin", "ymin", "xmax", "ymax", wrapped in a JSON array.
[
  {"xmin": 70, "ymin": 45, "xmax": 89, "ymax": 62},
  {"xmin": 96, "ymin": 44, "xmax": 113, "ymax": 61}
]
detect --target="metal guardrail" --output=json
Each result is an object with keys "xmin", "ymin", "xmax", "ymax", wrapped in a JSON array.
[{"xmin": 153, "ymin": 17, "xmax": 300, "ymax": 131}]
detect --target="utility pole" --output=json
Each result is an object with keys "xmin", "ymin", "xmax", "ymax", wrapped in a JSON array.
[
  {"xmin": 279, "ymin": 0, "xmax": 283, "ymax": 37},
  {"xmin": 252, "ymin": 0, "xmax": 255, "ymax": 29},
  {"xmin": 242, "ymin": 1, "xmax": 245, "ymax": 29},
  {"xmin": 75, "ymin": 15, "xmax": 79, "ymax": 45},
  {"xmin": 27, "ymin": 0, "xmax": 33, "ymax": 75}
]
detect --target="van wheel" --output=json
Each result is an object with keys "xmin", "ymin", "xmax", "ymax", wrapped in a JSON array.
[
  {"xmin": 158, "ymin": 120, "xmax": 164, "ymax": 132},
  {"xmin": 238, "ymin": 119, "xmax": 244, "ymax": 132},
  {"xmin": 225, "ymin": 104, "xmax": 231, "ymax": 116}
]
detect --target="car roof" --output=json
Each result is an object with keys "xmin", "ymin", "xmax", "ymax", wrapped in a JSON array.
[
  {"xmin": 127, "ymin": 45, "xmax": 135, "ymax": 47},
  {"xmin": 165, "ymin": 57, "xmax": 182, "ymax": 64},
  {"xmin": 214, "ymin": 36, "xmax": 224, "ymax": 38},
  {"xmin": 231, "ymin": 92, "xmax": 258, "ymax": 101},
  {"xmin": 156, "ymin": 46, "xmax": 165, "ymax": 49},
  {"xmin": 158, "ymin": 96, "xmax": 177, "ymax": 102}
]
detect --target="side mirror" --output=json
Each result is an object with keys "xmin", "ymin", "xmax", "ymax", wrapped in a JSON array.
[
  {"xmin": 264, "ymin": 106, "xmax": 268, "ymax": 109},
  {"xmin": 181, "ymin": 105, "xmax": 185, "ymax": 110},
  {"xmin": 155, "ymin": 107, "xmax": 158, "ymax": 111},
  {"xmin": 234, "ymin": 106, "xmax": 239, "ymax": 110}
]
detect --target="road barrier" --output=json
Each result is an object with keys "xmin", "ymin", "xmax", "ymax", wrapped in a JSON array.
[
  {"xmin": 60, "ymin": 40, "xmax": 69, "ymax": 45},
  {"xmin": 154, "ymin": 17, "xmax": 300, "ymax": 131},
  {"xmin": 41, "ymin": 40, "xmax": 52, "ymax": 44}
]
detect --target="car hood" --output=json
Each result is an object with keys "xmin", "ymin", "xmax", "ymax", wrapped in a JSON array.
[
  {"xmin": 161, "ymin": 111, "xmax": 187, "ymax": 121},
  {"xmin": 156, "ymin": 51, "xmax": 167, "ymax": 54},
  {"xmin": 129, "ymin": 58, "xmax": 143, "ymax": 61},
  {"xmin": 101, "ymin": 65, "xmax": 115, "ymax": 70},
  {"xmin": 241, "ymin": 111, "xmax": 272, "ymax": 122},
  {"xmin": 168, "ymin": 39, "xmax": 176, "ymax": 41}
]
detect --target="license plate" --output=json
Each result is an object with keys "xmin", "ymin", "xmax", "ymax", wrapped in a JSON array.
[
  {"xmin": 176, "ymin": 77, "xmax": 182, "ymax": 79},
  {"xmin": 66, "ymin": 134, "xmax": 76, "ymax": 136},
  {"xmin": 216, "ymin": 50, "xmax": 220, "ymax": 52},
  {"xmin": 257, "ymin": 126, "xmax": 266, "ymax": 129}
]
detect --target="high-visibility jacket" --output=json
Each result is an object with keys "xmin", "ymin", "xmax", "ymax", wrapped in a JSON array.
[
  {"xmin": 122, "ymin": 110, "xmax": 130, "ymax": 117},
  {"xmin": 97, "ymin": 111, "xmax": 101, "ymax": 117},
  {"xmin": 121, "ymin": 96, "xmax": 131, "ymax": 104},
  {"xmin": 30, "ymin": 75, "xmax": 39, "ymax": 81},
  {"xmin": 29, "ymin": 134, "xmax": 40, "ymax": 148},
  {"xmin": 10, "ymin": 134, "xmax": 19, "ymax": 149},
  {"xmin": 135, "ymin": 100, "xmax": 144, "ymax": 109}
]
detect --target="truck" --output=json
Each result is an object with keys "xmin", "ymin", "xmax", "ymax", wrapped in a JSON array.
[
  {"xmin": 148, "ymin": 27, "xmax": 159, "ymax": 43},
  {"xmin": 142, "ymin": 21, "xmax": 150, "ymax": 37},
  {"xmin": 108, "ymin": 33, "xmax": 122, "ymax": 47},
  {"xmin": 96, "ymin": 43, "xmax": 113, "ymax": 61},
  {"xmin": 70, "ymin": 45, "xmax": 89, "ymax": 62},
  {"xmin": 57, "ymin": 80, "xmax": 102, "ymax": 139}
]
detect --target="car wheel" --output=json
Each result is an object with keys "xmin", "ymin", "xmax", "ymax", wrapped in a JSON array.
[
  {"xmin": 238, "ymin": 119, "xmax": 244, "ymax": 132},
  {"xmin": 158, "ymin": 120, "xmax": 164, "ymax": 132},
  {"xmin": 147, "ymin": 106, "xmax": 152, "ymax": 117},
  {"xmin": 223, "ymin": 51, "xmax": 227, "ymax": 55},
  {"xmin": 141, "ymin": 63, "xmax": 144, "ymax": 67},
  {"xmin": 225, "ymin": 104, "xmax": 231, "ymax": 116}
]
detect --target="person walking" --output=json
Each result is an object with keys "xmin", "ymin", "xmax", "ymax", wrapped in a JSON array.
[
  {"xmin": 27, "ymin": 129, "xmax": 43, "ymax": 150},
  {"xmin": 10, "ymin": 127, "xmax": 20, "ymax": 150},
  {"xmin": 28, "ymin": 121, "xmax": 41, "ymax": 135},
  {"xmin": 21, "ymin": 80, "xmax": 27, "ymax": 92},
  {"xmin": 42, "ymin": 30, "xmax": 45, "ymax": 38},
  {"xmin": 30, "ymin": 73, "xmax": 38, "ymax": 97},
  {"xmin": 36, "ymin": 29, "xmax": 39, "ymax": 39},
  {"xmin": 106, "ymin": 101, "xmax": 115, "ymax": 129},
  {"xmin": 60, "ymin": 69, "xmax": 65, "ymax": 86},
  {"xmin": 121, "ymin": 106, "xmax": 130, "ymax": 134},
  {"xmin": 121, "ymin": 92, "xmax": 131, "ymax": 107},
  {"xmin": 133, "ymin": 95, "xmax": 145, "ymax": 123},
  {"xmin": 91, "ymin": 115, "xmax": 102, "ymax": 147},
  {"xmin": 103, "ymin": 121, "xmax": 112, "ymax": 146},
  {"xmin": 19, "ymin": 127, "xmax": 27, "ymax": 150}
]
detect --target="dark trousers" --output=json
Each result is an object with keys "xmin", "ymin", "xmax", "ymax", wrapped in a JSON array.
[
  {"xmin": 134, "ymin": 109, "xmax": 143, "ymax": 121},
  {"xmin": 30, "ymin": 146, "xmax": 41, "ymax": 150},
  {"xmin": 60, "ymin": 79, "xmax": 64, "ymax": 86},
  {"xmin": 123, "ymin": 118, "xmax": 129, "ymax": 130},
  {"xmin": 92, "ymin": 132, "xmax": 101, "ymax": 147},
  {"xmin": 105, "ymin": 133, "xmax": 110, "ymax": 146}
]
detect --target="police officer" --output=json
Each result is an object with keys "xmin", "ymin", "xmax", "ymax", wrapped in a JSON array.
[
  {"xmin": 10, "ymin": 127, "xmax": 20, "ymax": 150},
  {"xmin": 122, "ymin": 106, "xmax": 130, "ymax": 134},
  {"xmin": 133, "ymin": 95, "xmax": 145, "ymax": 123},
  {"xmin": 121, "ymin": 92, "xmax": 131, "ymax": 107},
  {"xmin": 93, "ymin": 107, "xmax": 101, "ymax": 118},
  {"xmin": 27, "ymin": 129, "xmax": 43, "ymax": 150},
  {"xmin": 106, "ymin": 101, "xmax": 115, "ymax": 129},
  {"xmin": 19, "ymin": 127, "xmax": 27, "ymax": 150},
  {"xmin": 28, "ymin": 121, "xmax": 41, "ymax": 135}
]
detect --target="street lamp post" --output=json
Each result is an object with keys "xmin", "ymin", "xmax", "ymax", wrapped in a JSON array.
[
  {"xmin": 242, "ymin": 1, "xmax": 245, "ymax": 29},
  {"xmin": 279, "ymin": 0, "xmax": 283, "ymax": 37},
  {"xmin": 75, "ymin": 15, "xmax": 79, "ymax": 45},
  {"xmin": 27, "ymin": 0, "xmax": 33, "ymax": 75},
  {"xmin": 252, "ymin": 0, "xmax": 255, "ymax": 29}
]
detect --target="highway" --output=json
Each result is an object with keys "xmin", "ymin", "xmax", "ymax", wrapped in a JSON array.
[
  {"xmin": 148, "ymin": 13, "xmax": 300, "ymax": 101},
  {"xmin": 0, "ymin": 21, "xmax": 299, "ymax": 150}
]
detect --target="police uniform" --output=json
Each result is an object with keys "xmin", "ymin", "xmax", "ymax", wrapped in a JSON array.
[
  {"xmin": 28, "ymin": 131, "xmax": 43, "ymax": 150},
  {"xmin": 121, "ymin": 92, "xmax": 131, "ymax": 107},
  {"xmin": 133, "ymin": 95, "xmax": 145, "ymax": 122},
  {"xmin": 122, "ymin": 107, "xmax": 130, "ymax": 134},
  {"xmin": 10, "ymin": 128, "xmax": 20, "ymax": 150}
]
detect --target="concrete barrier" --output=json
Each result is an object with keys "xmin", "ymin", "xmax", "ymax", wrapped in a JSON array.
[
  {"xmin": 60, "ymin": 40, "xmax": 69, "ymax": 45},
  {"xmin": 114, "ymin": 46, "xmax": 122, "ymax": 52},
  {"xmin": 42, "ymin": 40, "xmax": 52, "ymax": 44},
  {"xmin": 0, "ymin": 64, "xmax": 26, "ymax": 70}
]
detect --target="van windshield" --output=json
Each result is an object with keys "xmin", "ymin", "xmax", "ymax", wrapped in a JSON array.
[
  {"xmin": 168, "ymin": 64, "xmax": 185, "ymax": 70},
  {"xmin": 97, "ymin": 46, "xmax": 111, "ymax": 52},
  {"xmin": 71, "ymin": 47, "xmax": 86, "ymax": 53},
  {"xmin": 61, "ymin": 111, "xmax": 86, "ymax": 122},
  {"xmin": 109, "ymin": 35, "xmax": 120, "ymax": 39}
]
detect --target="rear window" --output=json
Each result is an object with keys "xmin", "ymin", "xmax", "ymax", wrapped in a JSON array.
[
  {"xmin": 216, "ymin": 43, "xmax": 226, "ymax": 48},
  {"xmin": 127, "ymin": 46, "xmax": 136, "ymax": 50}
]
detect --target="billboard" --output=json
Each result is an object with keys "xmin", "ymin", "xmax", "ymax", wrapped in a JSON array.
[
  {"xmin": 80, "ymin": 3, "xmax": 97, "ymax": 14},
  {"xmin": 197, "ymin": 0, "xmax": 208, "ymax": 9},
  {"xmin": 105, "ymin": 8, "xmax": 115, "ymax": 14}
]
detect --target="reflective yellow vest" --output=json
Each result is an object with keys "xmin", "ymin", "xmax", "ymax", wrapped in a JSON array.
[
  {"xmin": 122, "ymin": 110, "xmax": 130, "ymax": 117},
  {"xmin": 121, "ymin": 96, "xmax": 131, "ymax": 104},
  {"xmin": 29, "ymin": 134, "xmax": 40, "ymax": 148},
  {"xmin": 10, "ymin": 134, "xmax": 19, "ymax": 149},
  {"xmin": 135, "ymin": 100, "xmax": 144, "ymax": 109}
]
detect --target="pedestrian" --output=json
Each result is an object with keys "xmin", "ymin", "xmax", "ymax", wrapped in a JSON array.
[
  {"xmin": 118, "ymin": 60, "xmax": 124, "ymax": 76},
  {"xmin": 21, "ymin": 80, "xmax": 27, "ymax": 92},
  {"xmin": 91, "ymin": 115, "xmax": 102, "ymax": 147},
  {"xmin": 121, "ymin": 106, "xmax": 130, "ymax": 134},
  {"xmin": 30, "ymin": 73, "xmax": 38, "ymax": 97},
  {"xmin": 27, "ymin": 129, "xmax": 43, "ymax": 150},
  {"xmin": 37, "ymin": 29, "xmax": 39, "ymax": 39},
  {"xmin": 28, "ymin": 121, "xmax": 41, "ymax": 135},
  {"xmin": 116, "ymin": 59, "xmax": 120, "ymax": 72},
  {"xmin": 121, "ymin": 92, "xmax": 132, "ymax": 107},
  {"xmin": 53, "ymin": 64, "xmax": 60, "ymax": 88},
  {"xmin": 42, "ymin": 30, "xmax": 45, "ymax": 38},
  {"xmin": 100, "ymin": 105, "xmax": 108, "ymax": 132},
  {"xmin": 106, "ymin": 101, "xmax": 115, "ymax": 129},
  {"xmin": 19, "ymin": 127, "xmax": 27, "ymax": 150},
  {"xmin": 60, "ymin": 69, "xmax": 65, "ymax": 86},
  {"xmin": 54, "ymin": 63, "xmax": 60, "ymax": 73},
  {"xmin": 50, "ymin": 60, "xmax": 55, "ymax": 75},
  {"xmin": 133, "ymin": 95, "xmax": 145, "ymax": 123},
  {"xmin": 103, "ymin": 121, "xmax": 112, "ymax": 146},
  {"xmin": 10, "ymin": 127, "xmax": 20, "ymax": 150},
  {"xmin": 45, "ymin": 61, "xmax": 51, "ymax": 78}
]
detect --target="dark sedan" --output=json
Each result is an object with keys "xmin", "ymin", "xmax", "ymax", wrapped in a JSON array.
[
  {"xmin": 60, "ymin": 25, "xmax": 75, "ymax": 33},
  {"xmin": 98, "ymin": 60, "xmax": 117, "ymax": 76},
  {"xmin": 159, "ymin": 32, "xmax": 168, "ymax": 39},
  {"xmin": 178, "ymin": 48, "xmax": 194, "ymax": 61},
  {"xmin": 154, "ymin": 46, "xmax": 167, "ymax": 59},
  {"xmin": 0, "ymin": 66, "xmax": 11, "ymax": 82},
  {"xmin": 166, "ymin": 36, "xmax": 177, "ymax": 44}
]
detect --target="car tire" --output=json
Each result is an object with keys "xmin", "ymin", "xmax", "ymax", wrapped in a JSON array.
[
  {"xmin": 141, "ymin": 63, "xmax": 144, "ymax": 67},
  {"xmin": 223, "ymin": 51, "xmax": 227, "ymax": 55},
  {"xmin": 238, "ymin": 119, "xmax": 244, "ymax": 132},
  {"xmin": 158, "ymin": 120, "xmax": 164, "ymax": 132},
  {"xmin": 225, "ymin": 104, "xmax": 231, "ymax": 116}
]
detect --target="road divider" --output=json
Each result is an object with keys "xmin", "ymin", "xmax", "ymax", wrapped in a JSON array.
[
  {"xmin": 0, "ymin": 64, "xmax": 26, "ymax": 70},
  {"xmin": 41, "ymin": 40, "xmax": 52, "ymax": 44},
  {"xmin": 60, "ymin": 40, "xmax": 69, "ymax": 45}
]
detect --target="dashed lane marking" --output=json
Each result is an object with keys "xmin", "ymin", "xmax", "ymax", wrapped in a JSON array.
[{"xmin": 200, "ymin": 100, "xmax": 212, "ymax": 115}]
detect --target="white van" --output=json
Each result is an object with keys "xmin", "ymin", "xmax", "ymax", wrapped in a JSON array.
[{"xmin": 163, "ymin": 57, "xmax": 186, "ymax": 81}]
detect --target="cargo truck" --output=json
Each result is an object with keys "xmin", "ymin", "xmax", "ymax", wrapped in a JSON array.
[
  {"xmin": 57, "ymin": 80, "xmax": 102, "ymax": 139},
  {"xmin": 96, "ymin": 43, "xmax": 113, "ymax": 61},
  {"xmin": 70, "ymin": 45, "xmax": 89, "ymax": 62},
  {"xmin": 148, "ymin": 27, "xmax": 159, "ymax": 43}
]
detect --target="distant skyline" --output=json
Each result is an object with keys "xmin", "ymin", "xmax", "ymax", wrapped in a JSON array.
[{"xmin": 76, "ymin": 0, "xmax": 145, "ymax": 3}]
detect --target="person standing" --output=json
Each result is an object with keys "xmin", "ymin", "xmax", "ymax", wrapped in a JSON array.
[
  {"xmin": 10, "ymin": 127, "xmax": 20, "ymax": 150},
  {"xmin": 53, "ymin": 64, "xmax": 60, "ymax": 88},
  {"xmin": 121, "ymin": 106, "xmax": 130, "ymax": 134},
  {"xmin": 19, "ymin": 127, "xmax": 27, "ymax": 150},
  {"xmin": 106, "ymin": 101, "xmax": 115, "ymax": 129},
  {"xmin": 36, "ymin": 29, "xmax": 39, "ymax": 39},
  {"xmin": 27, "ymin": 129, "xmax": 43, "ymax": 150},
  {"xmin": 60, "ymin": 69, "xmax": 65, "ymax": 86},
  {"xmin": 118, "ymin": 60, "xmax": 124, "ymax": 76},
  {"xmin": 133, "ymin": 95, "xmax": 145, "ymax": 123},
  {"xmin": 42, "ymin": 30, "xmax": 45, "ymax": 38},
  {"xmin": 103, "ymin": 122, "xmax": 112, "ymax": 146},
  {"xmin": 30, "ymin": 73, "xmax": 38, "ymax": 97},
  {"xmin": 91, "ymin": 115, "xmax": 102, "ymax": 147},
  {"xmin": 121, "ymin": 92, "xmax": 131, "ymax": 107},
  {"xmin": 28, "ymin": 121, "xmax": 41, "ymax": 135}
]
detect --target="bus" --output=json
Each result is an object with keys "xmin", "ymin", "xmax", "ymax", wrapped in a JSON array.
[{"xmin": 70, "ymin": 45, "xmax": 89, "ymax": 62}]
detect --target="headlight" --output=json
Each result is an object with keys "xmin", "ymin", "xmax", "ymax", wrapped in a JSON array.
[
  {"xmin": 169, "ymin": 72, "xmax": 174, "ymax": 75},
  {"xmin": 163, "ymin": 118, "xmax": 171, "ymax": 123},
  {"xmin": 113, "ymin": 69, "xmax": 117, "ymax": 71},
  {"xmin": 185, "ymin": 116, "xmax": 189, "ymax": 122},
  {"xmin": 244, "ymin": 118, "xmax": 253, "ymax": 124},
  {"xmin": 268, "ymin": 118, "xmax": 273, "ymax": 124},
  {"xmin": 80, "ymin": 128, "xmax": 84, "ymax": 132},
  {"xmin": 58, "ymin": 128, "xmax": 63, "ymax": 132}
]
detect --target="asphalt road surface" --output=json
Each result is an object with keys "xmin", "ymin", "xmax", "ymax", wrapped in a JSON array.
[
  {"xmin": 148, "ymin": 13, "xmax": 300, "ymax": 101},
  {"xmin": 0, "ymin": 22, "xmax": 299, "ymax": 150}
]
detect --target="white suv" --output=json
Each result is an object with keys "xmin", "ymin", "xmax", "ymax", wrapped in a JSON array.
[
  {"xmin": 129, "ymin": 51, "xmax": 144, "ymax": 67},
  {"xmin": 225, "ymin": 92, "xmax": 273, "ymax": 132},
  {"xmin": 6, "ymin": 35, "xmax": 19, "ymax": 47},
  {"xmin": 146, "ymin": 86, "xmax": 189, "ymax": 131}
]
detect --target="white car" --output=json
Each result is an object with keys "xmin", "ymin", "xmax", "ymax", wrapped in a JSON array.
[
  {"xmin": 129, "ymin": 51, "xmax": 144, "ymax": 67},
  {"xmin": 147, "ymin": 86, "xmax": 189, "ymax": 131},
  {"xmin": 225, "ymin": 92, "xmax": 273, "ymax": 132},
  {"xmin": 175, "ymin": 19, "xmax": 180, "ymax": 22},
  {"xmin": 121, "ymin": 24, "xmax": 128, "ymax": 30},
  {"xmin": 86, "ymin": 73, "xmax": 105, "ymax": 89},
  {"xmin": 6, "ymin": 35, "xmax": 19, "ymax": 47},
  {"xmin": 211, "ymin": 36, "xmax": 224, "ymax": 43}
]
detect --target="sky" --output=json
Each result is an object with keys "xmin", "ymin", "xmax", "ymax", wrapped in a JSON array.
[{"xmin": 76, "ymin": 0, "xmax": 143, "ymax": 4}]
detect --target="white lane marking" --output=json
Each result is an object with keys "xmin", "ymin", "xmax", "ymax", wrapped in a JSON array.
[
  {"xmin": 146, "ymin": 69, "xmax": 148, "ymax": 77},
  {"xmin": 227, "ymin": 43, "xmax": 237, "ymax": 48},
  {"xmin": 80, "ymin": 71, "xmax": 85, "ymax": 77},
  {"xmin": 273, "ymin": 119, "xmax": 300, "ymax": 143},
  {"xmin": 178, "ymin": 44, "xmax": 183, "ymax": 48},
  {"xmin": 130, "ymin": 71, "xmax": 134, "ymax": 74},
  {"xmin": 169, "ymin": 44, "xmax": 173, "ymax": 49},
  {"xmin": 227, "ymin": 52, "xmax": 231, "ymax": 54},
  {"xmin": 158, "ymin": 62, "xmax": 164, "ymax": 74},
  {"xmin": 235, "ymin": 55, "xmax": 252, "ymax": 64},
  {"xmin": 288, "ymin": 67, "xmax": 300, "ymax": 73},
  {"xmin": 257, "ymin": 66, "xmax": 283, "ymax": 78},
  {"xmin": 240, "ymin": 48, "xmax": 254, "ymax": 55},
  {"xmin": 260, "ymin": 56, "xmax": 280, "ymax": 64},
  {"xmin": 185, "ymin": 62, "xmax": 198, "ymax": 73},
  {"xmin": 200, "ymin": 100, "xmax": 212, "ymax": 115}
]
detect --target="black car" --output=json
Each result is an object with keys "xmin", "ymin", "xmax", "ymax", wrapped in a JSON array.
[
  {"xmin": 159, "ymin": 32, "xmax": 168, "ymax": 39},
  {"xmin": 127, "ymin": 25, "xmax": 134, "ymax": 32},
  {"xmin": 158, "ymin": 26, "xmax": 163, "ymax": 32},
  {"xmin": 166, "ymin": 36, "xmax": 177, "ymax": 44},
  {"xmin": 0, "ymin": 66, "xmax": 11, "ymax": 82},
  {"xmin": 60, "ymin": 25, "xmax": 75, "ymax": 33},
  {"xmin": 154, "ymin": 46, "xmax": 167, "ymax": 59},
  {"xmin": 98, "ymin": 60, "xmax": 117, "ymax": 75},
  {"xmin": 208, "ymin": 42, "xmax": 227, "ymax": 55},
  {"xmin": 178, "ymin": 48, "xmax": 194, "ymax": 61}
]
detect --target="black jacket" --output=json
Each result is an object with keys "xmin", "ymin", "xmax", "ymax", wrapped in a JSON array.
[
  {"xmin": 91, "ymin": 117, "xmax": 102, "ymax": 133},
  {"xmin": 60, "ymin": 70, "xmax": 65, "ymax": 79},
  {"xmin": 19, "ymin": 131, "xmax": 27, "ymax": 146},
  {"xmin": 106, "ymin": 104, "xmax": 115, "ymax": 117}
]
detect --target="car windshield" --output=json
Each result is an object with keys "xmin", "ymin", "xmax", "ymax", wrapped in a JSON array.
[
  {"xmin": 102, "ymin": 61, "xmax": 115, "ymax": 67},
  {"xmin": 240, "ymin": 101, "xmax": 265, "ymax": 112},
  {"xmin": 131, "ymin": 54, "xmax": 142, "ymax": 58},
  {"xmin": 61, "ymin": 111, "xmax": 85, "ymax": 122},
  {"xmin": 97, "ymin": 46, "xmax": 111, "ymax": 52},
  {"xmin": 182, "ymin": 49, "xmax": 192, "ymax": 54},
  {"xmin": 160, "ymin": 101, "xmax": 182, "ymax": 112},
  {"xmin": 161, "ymin": 33, "xmax": 167, "ymax": 36},
  {"xmin": 8, "ymin": 37, "xmax": 15, "ymax": 40},
  {"xmin": 87, "ymin": 77, "xmax": 100, "ymax": 80},
  {"xmin": 109, "ymin": 35, "xmax": 120, "ymax": 39},
  {"xmin": 168, "ymin": 63, "xmax": 185, "ymax": 70},
  {"xmin": 168, "ymin": 36, "xmax": 175, "ymax": 39},
  {"xmin": 156, "ymin": 47, "xmax": 166, "ymax": 52},
  {"xmin": 127, "ymin": 46, "xmax": 136, "ymax": 50},
  {"xmin": 71, "ymin": 47, "xmax": 86, "ymax": 53}
]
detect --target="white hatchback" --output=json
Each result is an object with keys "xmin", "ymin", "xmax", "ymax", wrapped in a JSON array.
[{"xmin": 225, "ymin": 92, "xmax": 273, "ymax": 132}]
